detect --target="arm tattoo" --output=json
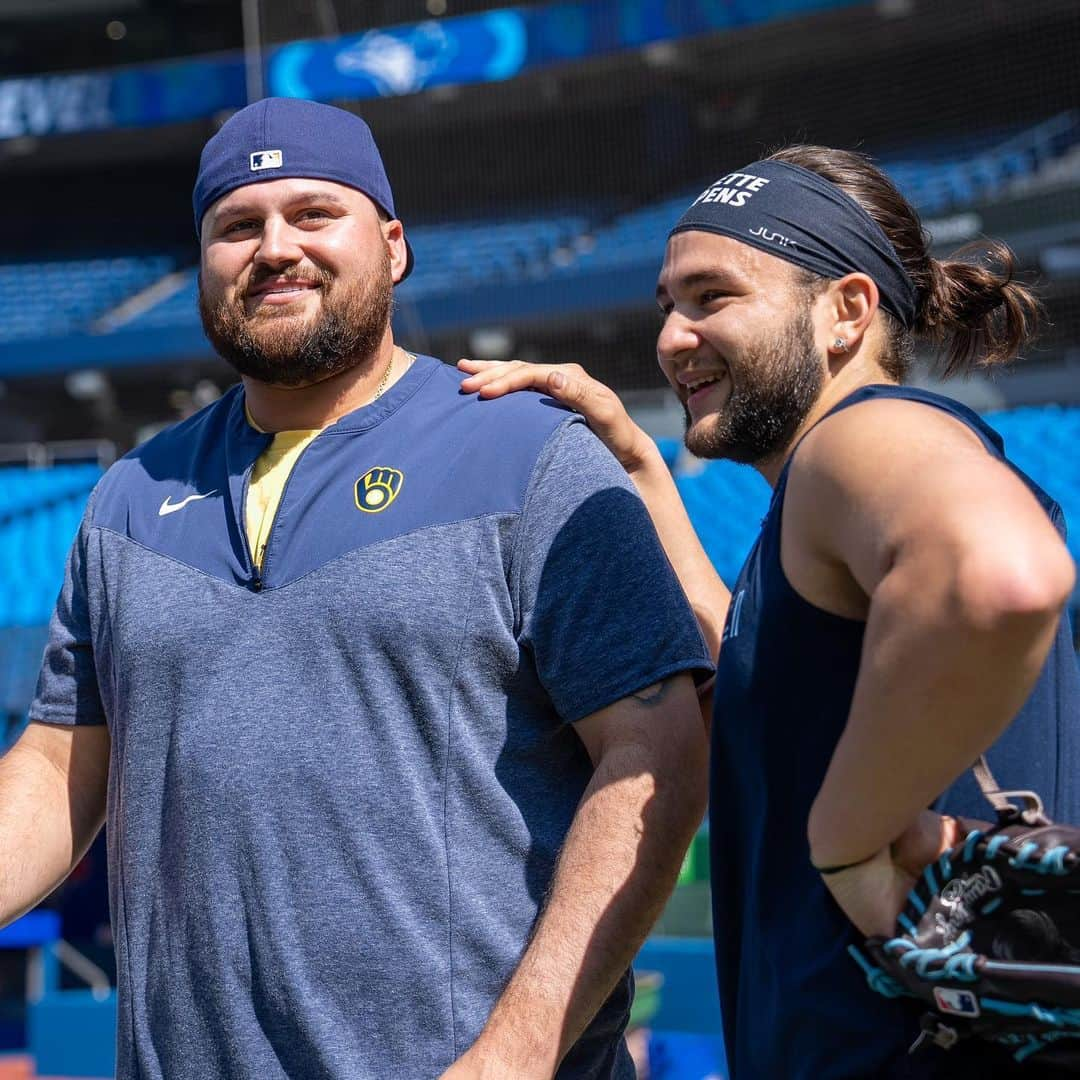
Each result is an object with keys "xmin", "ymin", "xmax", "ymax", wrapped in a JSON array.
[{"xmin": 631, "ymin": 678, "xmax": 674, "ymax": 708}]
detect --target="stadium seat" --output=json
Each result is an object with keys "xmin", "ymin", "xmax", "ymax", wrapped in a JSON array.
[
  {"xmin": 0, "ymin": 465, "xmax": 101, "ymax": 631},
  {"xmin": 0, "ymin": 256, "xmax": 173, "ymax": 343},
  {"xmin": 6, "ymin": 113, "xmax": 1073, "ymax": 345}
]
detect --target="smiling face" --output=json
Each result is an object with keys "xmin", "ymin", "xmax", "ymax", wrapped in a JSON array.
[
  {"xmin": 198, "ymin": 178, "xmax": 407, "ymax": 388},
  {"xmin": 655, "ymin": 231, "xmax": 827, "ymax": 465}
]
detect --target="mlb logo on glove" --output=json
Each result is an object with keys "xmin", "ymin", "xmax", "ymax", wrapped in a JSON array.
[
  {"xmin": 849, "ymin": 763, "xmax": 1080, "ymax": 1068},
  {"xmin": 933, "ymin": 988, "xmax": 980, "ymax": 1018}
]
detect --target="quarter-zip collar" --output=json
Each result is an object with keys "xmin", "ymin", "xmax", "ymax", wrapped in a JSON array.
[{"xmin": 236, "ymin": 353, "xmax": 440, "ymax": 442}]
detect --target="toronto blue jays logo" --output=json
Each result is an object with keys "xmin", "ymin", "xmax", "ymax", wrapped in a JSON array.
[
  {"xmin": 333, "ymin": 23, "xmax": 457, "ymax": 97},
  {"xmin": 355, "ymin": 467, "xmax": 404, "ymax": 513}
]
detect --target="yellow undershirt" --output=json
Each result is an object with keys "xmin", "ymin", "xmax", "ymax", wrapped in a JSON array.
[
  {"xmin": 244, "ymin": 409, "xmax": 321, "ymax": 572},
  {"xmin": 242, "ymin": 349, "xmax": 409, "ymax": 570}
]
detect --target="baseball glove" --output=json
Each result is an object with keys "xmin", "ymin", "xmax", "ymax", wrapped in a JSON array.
[{"xmin": 850, "ymin": 758, "xmax": 1080, "ymax": 1068}]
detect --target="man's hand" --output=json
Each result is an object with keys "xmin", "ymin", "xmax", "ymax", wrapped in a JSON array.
[
  {"xmin": 457, "ymin": 359, "xmax": 654, "ymax": 473},
  {"xmin": 817, "ymin": 811, "xmax": 967, "ymax": 937},
  {"xmin": 458, "ymin": 357, "xmax": 730, "ymax": 664}
]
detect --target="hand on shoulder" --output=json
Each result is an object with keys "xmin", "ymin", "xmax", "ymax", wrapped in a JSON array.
[{"xmin": 457, "ymin": 359, "xmax": 656, "ymax": 472}]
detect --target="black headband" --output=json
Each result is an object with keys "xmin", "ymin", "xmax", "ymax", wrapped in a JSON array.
[{"xmin": 669, "ymin": 160, "xmax": 918, "ymax": 329}]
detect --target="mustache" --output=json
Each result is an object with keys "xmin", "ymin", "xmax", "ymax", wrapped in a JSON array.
[{"xmin": 245, "ymin": 264, "xmax": 334, "ymax": 297}]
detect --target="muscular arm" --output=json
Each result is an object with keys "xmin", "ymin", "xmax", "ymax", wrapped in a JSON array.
[
  {"xmin": 793, "ymin": 402, "xmax": 1073, "ymax": 927},
  {"xmin": 0, "ymin": 721, "xmax": 109, "ymax": 926},
  {"xmin": 444, "ymin": 673, "xmax": 707, "ymax": 1079}
]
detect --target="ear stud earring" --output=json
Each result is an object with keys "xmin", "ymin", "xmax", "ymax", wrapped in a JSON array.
[{"xmin": 833, "ymin": 338, "xmax": 848, "ymax": 352}]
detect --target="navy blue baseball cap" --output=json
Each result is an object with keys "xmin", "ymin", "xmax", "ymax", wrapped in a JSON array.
[{"xmin": 193, "ymin": 97, "xmax": 413, "ymax": 280}]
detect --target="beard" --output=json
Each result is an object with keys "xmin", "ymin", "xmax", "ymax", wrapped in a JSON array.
[
  {"xmin": 198, "ymin": 248, "xmax": 393, "ymax": 388},
  {"xmin": 684, "ymin": 303, "xmax": 824, "ymax": 465}
]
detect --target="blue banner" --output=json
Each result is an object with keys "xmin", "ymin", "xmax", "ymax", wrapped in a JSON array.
[
  {"xmin": 270, "ymin": 12, "xmax": 528, "ymax": 100},
  {"xmin": 0, "ymin": 0, "xmax": 863, "ymax": 140},
  {"xmin": 0, "ymin": 55, "xmax": 244, "ymax": 140},
  {"xmin": 269, "ymin": 0, "xmax": 864, "ymax": 102}
]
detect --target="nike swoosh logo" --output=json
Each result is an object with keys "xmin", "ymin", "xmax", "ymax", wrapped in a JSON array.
[{"xmin": 158, "ymin": 491, "xmax": 217, "ymax": 517}]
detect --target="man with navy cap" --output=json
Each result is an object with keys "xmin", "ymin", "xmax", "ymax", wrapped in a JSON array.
[{"xmin": 5, "ymin": 98, "xmax": 712, "ymax": 1079}]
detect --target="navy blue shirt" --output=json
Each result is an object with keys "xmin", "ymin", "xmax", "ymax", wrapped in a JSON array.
[
  {"xmin": 32, "ymin": 354, "xmax": 712, "ymax": 1080},
  {"xmin": 710, "ymin": 385, "xmax": 1080, "ymax": 1079}
]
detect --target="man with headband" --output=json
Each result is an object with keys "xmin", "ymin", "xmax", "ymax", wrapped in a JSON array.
[
  {"xmin": 6, "ymin": 98, "xmax": 713, "ymax": 1079},
  {"xmin": 460, "ymin": 145, "xmax": 1080, "ymax": 1077}
]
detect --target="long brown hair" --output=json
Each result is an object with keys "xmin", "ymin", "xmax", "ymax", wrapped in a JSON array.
[{"xmin": 767, "ymin": 145, "xmax": 1041, "ymax": 380}]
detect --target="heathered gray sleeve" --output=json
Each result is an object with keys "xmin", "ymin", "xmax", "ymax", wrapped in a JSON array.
[
  {"xmin": 513, "ymin": 419, "xmax": 712, "ymax": 725},
  {"xmin": 29, "ymin": 490, "xmax": 105, "ymax": 726}
]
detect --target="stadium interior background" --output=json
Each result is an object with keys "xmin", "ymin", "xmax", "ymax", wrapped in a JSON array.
[{"xmin": 0, "ymin": 0, "xmax": 1076, "ymax": 1076}]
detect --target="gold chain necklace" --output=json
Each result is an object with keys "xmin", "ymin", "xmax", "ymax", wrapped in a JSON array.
[{"xmin": 372, "ymin": 348, "xmax": 414, "ymax": 401}]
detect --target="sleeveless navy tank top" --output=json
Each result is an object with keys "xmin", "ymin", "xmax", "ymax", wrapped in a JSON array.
[{"xmin": 710, "ymin": 385, "xmax": 1080, "ymax": 1079}]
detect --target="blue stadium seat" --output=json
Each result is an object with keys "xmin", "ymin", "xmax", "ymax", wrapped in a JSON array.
[
  {"xmin": 37, "ymin": 112, "xmax": 1075, "ymax": 339},
  {"xmin": 550, "ymin": 112, "xmax": 1078, "ymax": 277},
  {"xmin": 0, "ymin": 465, "xmax": 101, "ymax": 630},
  {"xmin": 0, "ymin": 256, "xmax": 174, "ymax": 343},
  {"xmin": 985, "ymin": 406, "xmax": 1080, "ymax": 566},
  {"xmin": 123, "ymin": 272, "xmax": 198, "ymax": 330},
  {"xmin": 674, "ymin": 458, "xmax": 771, "ymax": 588},
  {"xmin": 398, "ymin": 214, "xmax": 590, "ymax": 298}
]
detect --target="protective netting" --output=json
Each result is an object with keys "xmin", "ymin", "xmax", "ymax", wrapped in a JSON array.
[{"xmin": 261, "ymin": 0, "xmax": 1079, "ymax": 398}]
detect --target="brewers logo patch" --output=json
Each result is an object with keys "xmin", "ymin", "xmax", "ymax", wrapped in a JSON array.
[{"xmin": 355, "ymin": 467, "xmax": 403, "ymax": 513}]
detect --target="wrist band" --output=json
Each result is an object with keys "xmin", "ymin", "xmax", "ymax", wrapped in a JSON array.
[{"xmin": 813, "ymin": 851, "xmax": 878, "ymax": 875}]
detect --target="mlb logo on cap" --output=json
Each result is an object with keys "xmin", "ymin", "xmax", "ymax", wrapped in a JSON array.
[
  {"xmin": 933, "ymin": 987, "xmax": 980, "ymax": 1017},
  {"xmin": 250, "ymin": 150, "xmax": 283, "ymax": 172}
]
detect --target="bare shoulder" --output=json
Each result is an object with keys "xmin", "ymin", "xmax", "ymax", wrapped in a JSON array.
[
  {"xmin": 784, "ymin": 395, "xmax": 1036, "ymax": 541},
  {"xmin": 783, "ymin": 395, "xmax": 1059, "ymax": 599},
  {"xmin": 782, "ymin": 393, "xmax": 1064, "ymax": 601},
  {"xmin": 792, "ymin": 396, "xmax": 990, "ymax": 498}
]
